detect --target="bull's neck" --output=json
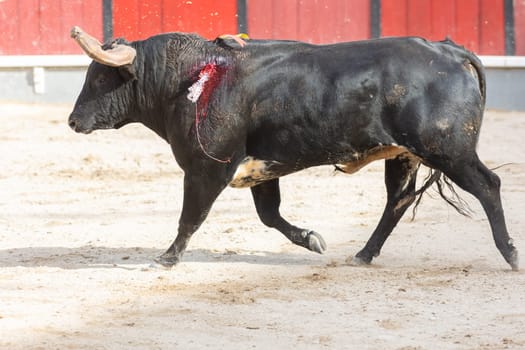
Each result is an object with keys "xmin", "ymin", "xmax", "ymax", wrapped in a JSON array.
[{"xmin": 133, "ymin": 37, "xmax": 237, "ymax": 142}]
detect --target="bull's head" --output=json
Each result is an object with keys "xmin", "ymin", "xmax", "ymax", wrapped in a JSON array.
[{"xmin": 68, "ymin": 26, "xmax": 137, "ymax": 134}]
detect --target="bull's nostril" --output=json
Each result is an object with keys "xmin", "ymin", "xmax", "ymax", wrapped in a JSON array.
[{"xmin": 68, "ymin": 118, "xmax": 77, "ymax": 130}]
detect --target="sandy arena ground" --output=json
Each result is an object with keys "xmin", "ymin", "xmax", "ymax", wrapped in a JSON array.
[{"xmin": 0, "ymin": 104, "xmax": 524, "ymax": 349}]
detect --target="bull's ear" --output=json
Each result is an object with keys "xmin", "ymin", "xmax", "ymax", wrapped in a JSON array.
[{"xmin": 118, "ymin": 64, "xmax": 137, "ymax": 82}]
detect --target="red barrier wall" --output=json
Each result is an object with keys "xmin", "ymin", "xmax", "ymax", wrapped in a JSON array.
[
  {"xmin": 112, "ymin": 0, "xmax": 238, "ymax": 41},
  {"xmin": 516, "ymin": 0, "xmax": 525, "ymax": 55},
  {"xmin": 0, "ymin": 0, "xmax": 523, "ymax": 55},
  {"xmin": 0, "ymin": 0, "xmax": 102, "ymax": 55},
  {"xmin": 381, "ymin": 0, "xmax": 505, "ymax": 55},
  {"xmin": 247, "ymin": 0, "xmax": 371, "ymax": 43}
]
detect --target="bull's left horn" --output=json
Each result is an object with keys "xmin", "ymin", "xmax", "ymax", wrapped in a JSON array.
[{"xmin": 71, "ymin": 26, "xmax": 136, "ymax": 67}]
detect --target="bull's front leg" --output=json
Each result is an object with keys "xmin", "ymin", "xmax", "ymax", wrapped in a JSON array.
[{"xmin": 154, "ymin": 171, "xmax": 228, "ymax": 267}]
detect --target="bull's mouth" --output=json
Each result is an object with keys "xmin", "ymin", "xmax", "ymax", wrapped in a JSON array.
[
  {"xmin": 68, "ymin": 114, "xmax": 130, "ymax": 134},
  {"xmin": 78, "ymin": 128, "xmax": 93, "ymax": 134},
  {"xmin": 114, "ymin": 119, "xmax": 131, "ymax": 129}
]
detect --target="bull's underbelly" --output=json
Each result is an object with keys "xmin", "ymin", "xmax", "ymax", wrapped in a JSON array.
[
  {"xmin": 334, "ymin": 145, "xmax": 410, "ymax": 174},
  {"xmin": 228, "ymin": 145, "xmax": 412, "ymax": 188}
]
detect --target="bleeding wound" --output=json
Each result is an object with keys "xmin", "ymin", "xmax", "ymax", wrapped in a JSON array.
[{"xmin": 187, "ymin": 62, "xmax": 226, "ymax": 103}]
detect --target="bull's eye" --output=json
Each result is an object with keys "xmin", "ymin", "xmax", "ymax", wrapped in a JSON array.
[{"xmin": 96, "ymin": 76, "xmax": 106, "ymax": 85}]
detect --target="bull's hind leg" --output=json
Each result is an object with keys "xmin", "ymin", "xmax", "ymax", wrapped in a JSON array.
[
  {"xmin": 436, "ymin": 155, "xmax": 519, "ymax": 270},
  {"xmin": 251, "ymin": 179, "xmax": 327, "ymax": 253},
  {"xmin": 349, "ymin": 155, "xmax": 420, "ymax": 265}
]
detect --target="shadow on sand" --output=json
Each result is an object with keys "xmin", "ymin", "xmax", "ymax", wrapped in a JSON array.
[{"xmin": 0, "ymin": 245, "xmax": 325, "ymax": 269}]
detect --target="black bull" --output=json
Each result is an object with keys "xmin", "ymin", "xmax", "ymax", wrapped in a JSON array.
[{"xmin": 68, "ymin": 27, "xmax": 518, "ymax": 270}]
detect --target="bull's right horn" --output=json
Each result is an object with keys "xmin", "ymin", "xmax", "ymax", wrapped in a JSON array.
[{"xmin": 71, "ymin": 26, "xmax": 136, "ymax": 67}]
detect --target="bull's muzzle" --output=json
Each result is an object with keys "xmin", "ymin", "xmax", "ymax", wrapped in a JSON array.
[{"xmin": 68, "ymin": 113, "xmax": 93, "ymax": 134}]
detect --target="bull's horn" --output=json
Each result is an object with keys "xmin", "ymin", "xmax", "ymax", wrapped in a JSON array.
[{"xmin": 70, "ymin": 26, "xmax": 136, "ymax": 67}]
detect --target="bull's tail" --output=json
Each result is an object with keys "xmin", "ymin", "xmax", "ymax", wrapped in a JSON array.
[
  {"xmin": 439, "ymin": 38, "xmax": 487, "ymax": 107},
  {"xmin": 412, "ymin": 169, "xmax": 472, "ymax": 220},
  {"xmin": 464, "ymin": 48, "xmax": 487, "ymax": 108}
]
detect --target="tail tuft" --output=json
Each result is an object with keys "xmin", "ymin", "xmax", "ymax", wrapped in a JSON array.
[{"xmin": 412, "ymin": 169, "xmax": 472, "ymax": 219}]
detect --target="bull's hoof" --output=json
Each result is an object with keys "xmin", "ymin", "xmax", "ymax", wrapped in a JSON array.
[
  {"xmin": 305, "ymin": 231, "xmax": 327, "ymax": 254},
  {"xmin": 346, "ymin": 250, "xmax": 373, "ymax": 266},
  {"xmin": 346, "ymin": 255, "xmax": 372, "ymax": 266},
  {"xmin": 507, "ymin": 249, "xmax": 519, "ymax": 271},
  {"xmin": 153, "ymin": 253, "xmax": 180, "ymax": 268}
]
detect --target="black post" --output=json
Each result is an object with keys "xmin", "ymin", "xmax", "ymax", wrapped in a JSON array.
[
  {"xmin": 370, "ymin": 0, "xmax": 381, "ymax": 39},
  {"xmin": 504, "ymin": 0, "xmax": 515, "ymax": 55},
  {"xmin": 103, "ymin": 0, "xmax": 113, "ymax": 42},
  {"xmin": 237, "ymin": 0, "xmax": 248, "ymax": 34}
]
